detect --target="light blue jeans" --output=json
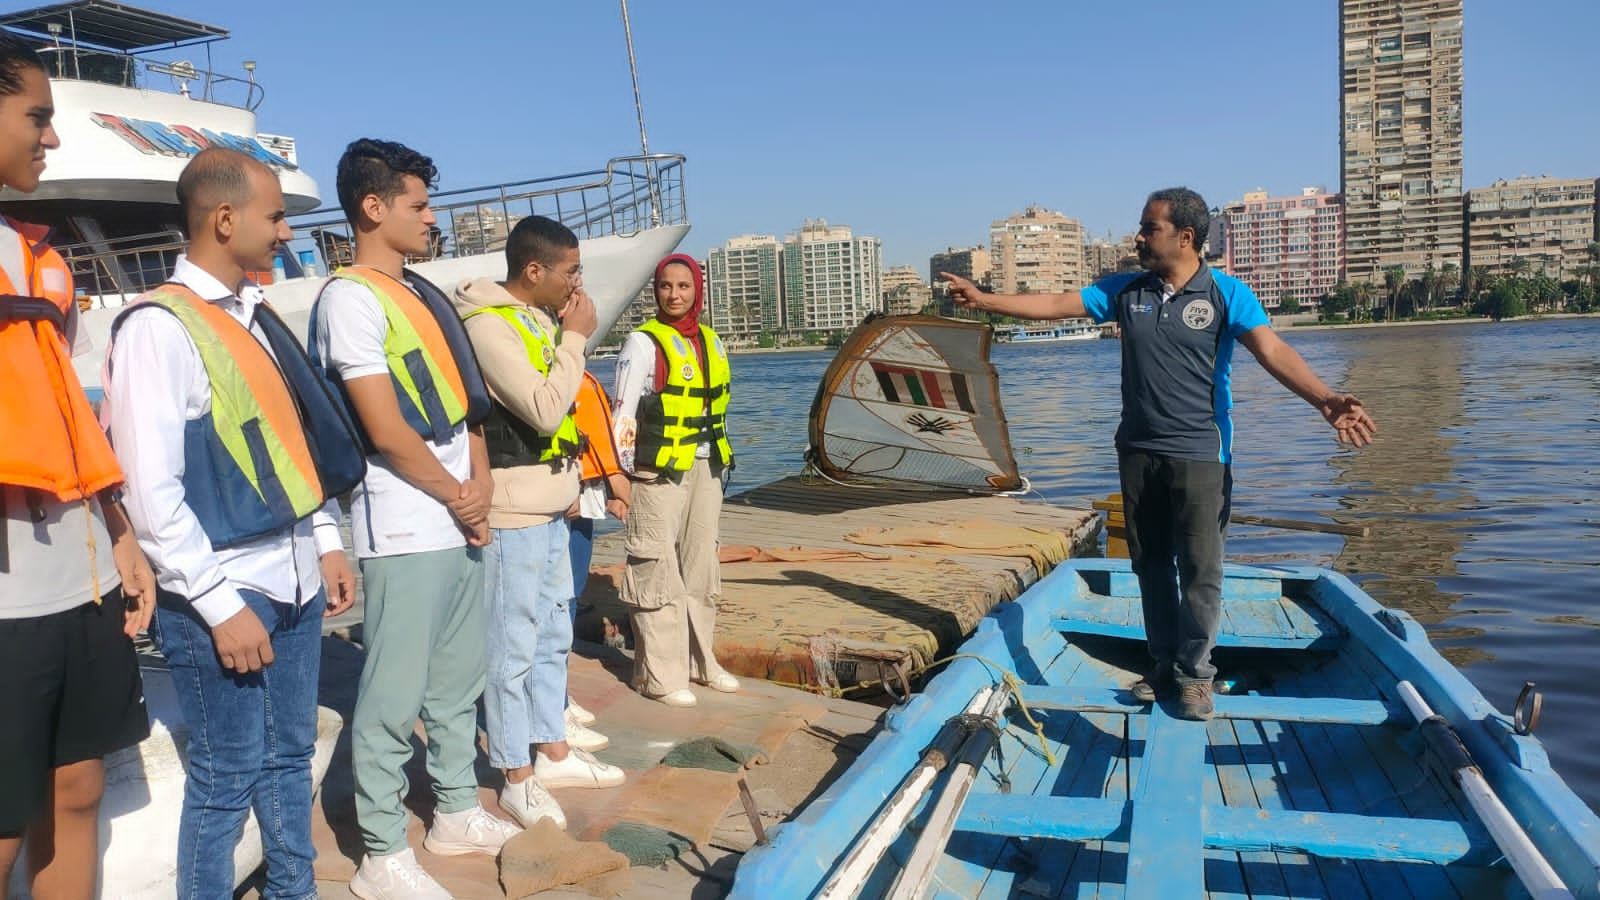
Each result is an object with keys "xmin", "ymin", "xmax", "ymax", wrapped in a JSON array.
[
  {"xmin": 151, "ymin": 587, "xmax": 325, "ymax": 900},
  {"xmin": 484, "ymin": 518, "xmax": 573, "ymax": 768}
]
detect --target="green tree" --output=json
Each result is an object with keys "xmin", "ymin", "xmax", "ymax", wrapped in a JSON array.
[
  {"xmin": 1278, "ymin": 295, "xmax": 1301, "ymax": 315},
  {"xmin": 1436, "ymin": 263, "xmax": 1461, "ymax": 309},
  {"xmin": 1382, "ymin": 266, "xmax": 1407, "ymax": 321}
]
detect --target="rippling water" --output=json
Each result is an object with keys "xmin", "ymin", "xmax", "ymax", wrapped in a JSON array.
[{"xmin": 601, "ymin": 316, "xmax": 1600, "ymax": 812}]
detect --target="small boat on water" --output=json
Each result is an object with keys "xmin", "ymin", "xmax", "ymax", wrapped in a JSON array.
[
  {"xmin": 995, "ymin": 320, "xmax": 1102, "ymax": 344},
  {"xmin": 733, "ymin": 558, "xmax": 1600, "ymax": 899}
]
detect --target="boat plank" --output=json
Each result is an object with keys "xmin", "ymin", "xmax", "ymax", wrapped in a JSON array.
[
  {"xmin": 1330, "ymin": 645, "xmax": 1513, "ymax": 898},
  {"xmin": 1125, "ymin": 707, "xmax": 1208, "ymax": 900},
  {"xmin": 1082, "ymin": 709, "xmax": 1137, "ymax": 900},
  {"xmin": 963, "ymin": 648, "xmax": 1107, "ymax": 899},
  {"xmin": 1254, "ymin": 713, "xmax": 1372, "ymax": 897},
  {"xmin": 1282, "ymin": 661, "xmax": 1459, "ymax": 899},
  {"xmin": 1206, "ymin": 716, "xmax": 1287, "ymax": 899},
  {"xmin": 1018, "ymin": 686, "xmax": 1397, "ymax": 725},
  {"xmin": 1222, "ymin": 714, "xmax": 1333, "ymax": 899},
  {"xmin": 1199, "ymin": 719, "xmax": 1252, "ymax": 900}
]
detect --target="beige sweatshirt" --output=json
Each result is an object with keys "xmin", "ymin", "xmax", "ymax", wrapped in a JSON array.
[{"xmin": 453, "ymin": 277, "xmax": 584, "ymax": 529}]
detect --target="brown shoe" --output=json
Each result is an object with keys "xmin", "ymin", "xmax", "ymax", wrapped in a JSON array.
[
  {"xmin": 1177, "ymin": 680, "xmax": 1214, "ymax": 721},
  {"xmin": 1129, "ymin": 666, "xmax": 1176, "ymax": 703}
]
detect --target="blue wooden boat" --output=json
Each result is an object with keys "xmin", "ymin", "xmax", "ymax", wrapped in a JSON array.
[{"xmin": 732, "ymin": 559, "xmax": 1600, "ymax": 899}]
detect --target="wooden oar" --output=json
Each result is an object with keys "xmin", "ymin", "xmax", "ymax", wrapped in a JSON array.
[
  {"xmin": 1395, "ymin": 681, "xmax": 1574, "ymax": 899},
  {"xmin": 886, "ymin": 682, "xmax": 1014, "ymax": 900},
  {"xmin": 1228, "ymin": 513, "xmax": 1369, "ymax": 538},
  {"xmin": 817, "ymin": 687, "xmax": 995, "ymax": 899}
]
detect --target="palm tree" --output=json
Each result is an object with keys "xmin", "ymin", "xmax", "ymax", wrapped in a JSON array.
[
  {"xmin": 1437, "ymin": 263, "xmax": 1460, "ymax": 309},
  {"xmin": 1383, "ymin": 266, "xmax": 1406, "ymax": 321}
]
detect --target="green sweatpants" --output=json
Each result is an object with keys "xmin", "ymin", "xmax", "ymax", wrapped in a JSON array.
[{"xmin": 352, "ymin": 546, "xmax": 486, "ymax": 855}]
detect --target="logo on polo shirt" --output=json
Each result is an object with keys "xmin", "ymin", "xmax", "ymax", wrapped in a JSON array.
[{"xmin": 1182, "ymin": 299, "xmax": 1216, "ymax": 330}]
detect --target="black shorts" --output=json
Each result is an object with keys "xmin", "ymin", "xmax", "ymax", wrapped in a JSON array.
[{"xmin": 0, "ymin": 593, "xmax": 150, "ymax": 835}]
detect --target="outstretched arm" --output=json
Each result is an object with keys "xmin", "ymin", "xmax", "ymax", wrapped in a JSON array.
[
  {"xmin": 939, "ymin": 272, "xmax": 1088, "ymax": 320},
  {"xmin": 1238, "ymin": 326, "xmax": 1376, "ymax": 447}
]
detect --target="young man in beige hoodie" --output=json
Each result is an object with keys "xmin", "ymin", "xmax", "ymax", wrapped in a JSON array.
[{"xmin": 454, "ymin": 216, "xmax": 625, "ymax": 830}]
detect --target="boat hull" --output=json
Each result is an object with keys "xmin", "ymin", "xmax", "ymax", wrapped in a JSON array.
[{"xmin": 732, "ymin": 559, "xmax": 1600, "ymax": 899}]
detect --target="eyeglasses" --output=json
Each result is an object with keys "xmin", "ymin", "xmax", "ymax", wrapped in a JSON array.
[{"xmin": 537, "ymin": 261, "xmax": 582, "ymax": 280}]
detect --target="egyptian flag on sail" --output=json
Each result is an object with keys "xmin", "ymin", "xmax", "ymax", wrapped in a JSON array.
[{"xmin": 869, "ymin": 362, "xmax": 975, "ymax": 413}]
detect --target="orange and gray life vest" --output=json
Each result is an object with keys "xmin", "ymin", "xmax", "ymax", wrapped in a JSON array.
[
  {"xmin": 111, "ymin": 283, "xmax": 366, "ymax": 549},
  {"xmin": 634, "ymin": 319, "xmax": 733, "ymax": 472},
  {"xmin": 0, "ymin": 218, "xmax": 124, "ymax": 506},
  {"xmin": 310, "ymin": 265, "xmax": 490, "ymax": 449},
  {"xmin": 461, "ymin": 304, "xmax": 582, "ymax": 469}
]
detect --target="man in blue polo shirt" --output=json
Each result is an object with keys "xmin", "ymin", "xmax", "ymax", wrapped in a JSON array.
[{"xmin": 942, "ymin": 187, "xmax": 1375, "ymax": 720}]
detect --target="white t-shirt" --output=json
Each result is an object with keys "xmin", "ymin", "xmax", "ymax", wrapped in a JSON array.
[
  {"xmin": 1, "ymin": 220, "xmax": 119, "ymax": 618},
  {"xmin": 313, "ymin": 277, "xmax": 471, "ymax": 559}
]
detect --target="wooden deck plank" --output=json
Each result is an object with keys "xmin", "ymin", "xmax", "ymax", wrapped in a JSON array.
[
  {"xmin": 1027, "ymin": 710, "xmax": 1132, "ymax": 900},
  {"xmin": 1084, "ymin": 709, "xmax": 1136, "ymax": 900},
  {"xmin": 1052, "ymin": 612, "xmax": 1340, "ymax": 650},
  {"xmin": 1125, "ymin": 707, "xmax": 1208, "ymax": 900},
  {"xmin": 1206, "ymin": 717, "xmax": 1286, "ymax": 899},
  {"xmin": 1330, "ymin": 645, "xmax": 1514, "ymax": 899},
  {"xmin": 1254, "ymin": 712, "xmax": 1370, "ymax": 897},
  {"xmin": 1018, "ymin": 686, "xmax": 1397, "ymax": 726},
  {"xmin": 1224, "ymin": 714, "xmax": 1334, "ymax": 899},
  {"xmin": 1282, "ymin": 661, "xmax": 1457, "ymax": 899},
  {"xmin": 963, "ymin": 646, "xmax": 1108, "ymax": 899}
]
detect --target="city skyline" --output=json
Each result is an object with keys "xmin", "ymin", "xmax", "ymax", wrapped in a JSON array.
[{"xmin": 59, "ymin": 1, "xmax": 1600, "ymax": 275}]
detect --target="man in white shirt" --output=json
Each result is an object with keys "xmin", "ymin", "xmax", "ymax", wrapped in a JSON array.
[
  {"xmin": 310, "ymin": 138, "xmax": 516, "ymax": 900},
  {"xmin": 103, "ymin": 148, "xmax": 362, "ymax": 899}
]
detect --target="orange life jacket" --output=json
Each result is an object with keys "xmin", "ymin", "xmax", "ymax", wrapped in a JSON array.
[
  {"xmin": 573, "ymin": 371, "xmax": 624, "ymax": 483},
  {"xmin": 0, "ymin": 217, "xmax": 124, "ymax": 502}
]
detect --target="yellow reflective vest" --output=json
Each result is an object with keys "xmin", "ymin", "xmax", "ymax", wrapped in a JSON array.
[
  {"xmin": 112, "ymin": 283, "xmax": 365, "ymax": 548},
  {"xmin": 634, "ymin": 319, "xmax": 733, "ymax": 472},
  {"xmin": 463, "ymin": 305, "xmax": 582, "ymax": 468}
]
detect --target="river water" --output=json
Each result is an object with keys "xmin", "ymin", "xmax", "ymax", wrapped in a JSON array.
[{"xmin": 664, "ymin": 316, "xmax": 1600, "ymax": 814}]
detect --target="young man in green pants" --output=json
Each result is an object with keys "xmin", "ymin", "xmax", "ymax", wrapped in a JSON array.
[{"xmin": 310, "ymin": 138, "xmax": 523, "ymax": 899}]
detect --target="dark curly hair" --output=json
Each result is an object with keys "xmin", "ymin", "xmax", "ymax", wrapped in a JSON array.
[
  {"xmin": 335, "ymin": 137, "xmax": 439, "ymax": 226},
  {"xmin": 1147, "ymin": 187, "xmax": 1210, "ymax": 252},
  {"xmin": 0, "ymin": 34, "xmax": 45, "ymax": 97}
]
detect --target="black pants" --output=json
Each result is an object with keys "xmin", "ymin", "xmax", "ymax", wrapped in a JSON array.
[{"xmin": 1118, "ymin": 450, "xmax": 1231, "ymax": 682}]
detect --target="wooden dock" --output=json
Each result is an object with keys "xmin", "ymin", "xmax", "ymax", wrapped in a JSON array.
[{"xmin": 578, "ymin": 475, "xmax": 1101, "ymax": 697}]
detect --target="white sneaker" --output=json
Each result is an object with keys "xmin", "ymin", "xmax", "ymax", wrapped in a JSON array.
[
  {"xmin": 695, "ymin": 672, "xmax": 741, "ymax": 693},
  {"xmin": 535, "ymin": 748, "xmax": 627, "ymax": 789},
  {"xmin": 565, "ymin": 711, "xmax": 611, "ymax": 751},
  {"xmin": 646, "ymin": 688, "xmax": 698, "ymax": 708},
  {"xmin": 423, "ymin": 804, "xmax": 522, "ymax": 856},
  {"xmin": 567, "ymin": 696, "xmax": 597, "ymax": 726},
  {"xmin": 350, "ymin": 848, "xmax": 451, "ymax": 900},
  {"xmin": 498, "ymin": 775, "xmax": 566, "ymax": 830}
]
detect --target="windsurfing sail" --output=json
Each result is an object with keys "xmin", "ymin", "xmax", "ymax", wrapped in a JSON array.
[{"xmin": 807, "ymin": 314, "xmax": 1023, "ymax": 492}]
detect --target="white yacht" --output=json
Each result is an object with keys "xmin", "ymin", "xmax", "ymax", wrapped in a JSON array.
[{"xmin": 0, "ymin": 0, "xmax": 688, "ymax": 391}]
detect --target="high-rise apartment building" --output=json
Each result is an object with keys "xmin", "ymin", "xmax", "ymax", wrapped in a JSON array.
[
  {"xmin": 780, "ymin": 219, "xmax": 882, "ymax": 333},
  {"xmin": 1221, "ymin": 187, "xmax": 1345, "ymax": 310},
  {"xmin": 989, "ymin": 206, "xmax": 1087, "ymax": 294},
  {"xmin": 707, "ymin": 235, "xmax": 783, "ymax": 342},
  {"xmin": 1085, "ymin": 234, "xmax": 1138, "ymax": 281},
  {"xmin": 1339, "ymin": 0, "xmax": 1464, "ymax": 283},
  {"xmin": 881, "ymin": 265, "xmax": 930, "ymax": 316},
  {"xmin": 1464, "ymin": 177, "xmax": 1599, "ymax": 279},
  {"xmin": 928, "ymin": 246, "xmax": 992, "ymax": 289}
]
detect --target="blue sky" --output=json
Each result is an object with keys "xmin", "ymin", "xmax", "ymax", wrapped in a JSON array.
[{"xmin": 125, "ymin": 0, "xmax": 1598, "ymax": 271}]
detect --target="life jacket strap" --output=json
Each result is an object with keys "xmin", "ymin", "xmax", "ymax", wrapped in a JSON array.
[{"xmin": 0, "ymin": 294, "xmax": 67, "ymax": 332}]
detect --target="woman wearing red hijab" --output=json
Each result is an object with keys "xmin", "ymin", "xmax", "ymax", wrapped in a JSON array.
[{"xmin": 611, "ymin": 254, "xmax": 738, "ymax": 707}]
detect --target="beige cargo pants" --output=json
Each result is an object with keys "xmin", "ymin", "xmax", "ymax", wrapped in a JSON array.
[{"xmin": 621, "ymin": 458, "xmax": 730, "ymax": 696}]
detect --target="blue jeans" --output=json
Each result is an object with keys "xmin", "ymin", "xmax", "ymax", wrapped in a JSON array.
[
  {"xmin": 151, "ymin": 587, "xmax": 325, "ymax": 900},
  {"xmin": 569, "ymin": 516, "xmax": 595, "ymax": 627},
  {"xmin": 485, "ymin": 518, "xmax": 574, "ymax": 767}
]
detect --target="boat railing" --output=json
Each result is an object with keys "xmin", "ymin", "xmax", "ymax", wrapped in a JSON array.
[
  {"xmin": 52, "ymin": 154, "xmax": 686, "ymax": 303},
  {"xmin": 54, "ymin": 230, "xmax": 188, "ymax": 304},
  {"xmin": 37, "ymin": 46, "xmax": 264, "ymax": 110},
  {"xmin": 285, "ymin": 153, "xmax": 687, "ymax": 272}
]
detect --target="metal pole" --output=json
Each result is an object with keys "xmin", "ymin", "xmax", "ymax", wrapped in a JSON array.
[{"xmin": 618, "ymin": 0, "xmax": 662, "ymax": 226}]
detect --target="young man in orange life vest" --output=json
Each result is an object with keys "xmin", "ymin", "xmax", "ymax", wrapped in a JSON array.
[
  {"xmin": 0, "ymin": 34, "xmax": 155, "ymax": 899},
  {"xmin": 103, "ymin": 147, "xmax": 366, "ymax": 898}
]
